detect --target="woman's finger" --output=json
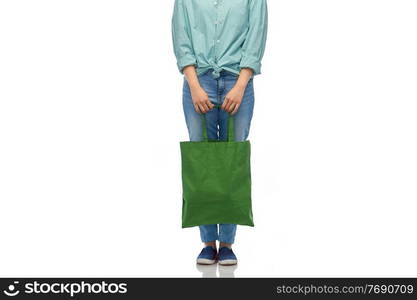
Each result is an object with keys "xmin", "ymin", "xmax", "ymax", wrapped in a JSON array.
[
  {"xmin": 201, "ymin": 102, "xmax": 210, "ymax": 113},
  {"xmin": 221, "ymin": 98, "xmax": 229, "ymax": 110},
  {"xmin": 228, "ymin": 102, "xmax": 236, "ymax": 113},
  {"xmin": 206, "ymin": 100, "xmax": 215, "ymax": 110},
  {"xmin": 198, "ymin": 103, "xmax": 207, "ymax": 114},
  {"xmin": 231, "ymin": 102, "xmax": 240, "ymax": 115},
  {"xmin": 223, "ymin": 97, "xmax": 232, "ymax": 111},
  {"xmin": 194, "ymin": 103, "xmax": 202, "ymax": 114}
]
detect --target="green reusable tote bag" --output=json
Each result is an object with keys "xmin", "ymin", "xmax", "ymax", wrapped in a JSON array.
[{"xmin": 180, "ymin": 109, "xmax": 254, "ymax": 228}]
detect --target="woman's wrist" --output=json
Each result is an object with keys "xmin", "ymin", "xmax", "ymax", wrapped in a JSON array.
[
  {"xmin": 188, "ymin": 80, "xmax": 202, "ymax": 90},
  {"xmin": 234, "ymin": 80, "xmax": 248, "ymax": 90},
  {"xmin": 183, "ymin": 65, "xmax": 202, "ymax": 89},
  {"xmin": 234, "ymin": 68, "xmax": 253, "ymax": 89}
]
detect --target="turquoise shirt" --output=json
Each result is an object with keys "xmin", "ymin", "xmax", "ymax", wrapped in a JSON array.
[{"xmin": 171, "ymin": 0, "xmax": 268, "ymax": 78}]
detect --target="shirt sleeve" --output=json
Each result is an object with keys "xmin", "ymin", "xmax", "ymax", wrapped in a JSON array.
[
  {"xmin": 239, "ymin": 0, "xmax": 268, "ymax": 76},
  {"xmin": 172, "ymin": 0, "xmax": 197, "ymax": 74}
]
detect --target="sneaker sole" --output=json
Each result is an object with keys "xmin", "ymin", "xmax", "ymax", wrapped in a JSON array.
[
  {"xmin": 196, "ymin": 258, "xmax": 217, "ymax": 265},
  {"xmin": 218, "ymin": 259, "xmax": 237, "ymax": 266}
]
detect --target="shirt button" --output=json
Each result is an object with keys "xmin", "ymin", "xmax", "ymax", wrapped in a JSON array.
[
  {"xmin": 214, "ymin": 1, "xmax": 218, "ymax": 5},
  {"xmin": 216, "ymin": 39, "xmax": 220, "ymax": 43}
]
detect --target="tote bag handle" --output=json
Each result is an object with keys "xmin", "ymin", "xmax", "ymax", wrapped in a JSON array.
[{"xmin": 201, "ymin": 105, "xmax": 234, "ymax": 142}]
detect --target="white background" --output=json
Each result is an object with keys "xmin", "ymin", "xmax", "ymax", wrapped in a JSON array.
[{"xmin": 1, "ymin": 0, "xmax": 416, "ymax": 277}]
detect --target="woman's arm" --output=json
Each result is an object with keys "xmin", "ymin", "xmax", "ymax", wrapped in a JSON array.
[
  {"xmin": 221, "ymin": 68, "xmax": 253, "ymax": 114},
  {"xmin": 183, "ymin": 66, "xmax": 214, "ymax": 114},
  {"xmin": 172, "ymin": 1, "xmax": 213, "ymax": 114},
  {"xmin": 239, "ymin": 0, "xmax": 268, "ymax": 76},
  {"xmin": 222, "ymin": 0, "xmax": 268, "ymax": 114},
  {"xmin": 172, "ymin": 0, "xmax": 197, "ymax": 73}
]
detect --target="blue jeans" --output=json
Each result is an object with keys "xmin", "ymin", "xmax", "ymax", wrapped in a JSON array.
[{"xmin": 182, "ymin": 69, "xmax": 255, "ymax": 244}]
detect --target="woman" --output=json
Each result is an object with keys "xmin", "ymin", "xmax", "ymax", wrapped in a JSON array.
[{"xmin": 172, "ymin": 0, "xmax": 268, "ymax": 265}]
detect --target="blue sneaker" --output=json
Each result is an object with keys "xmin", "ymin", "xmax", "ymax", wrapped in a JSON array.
[
  {"xmin": 196, "ymin": 246, "xmax": 217, "ymax": 265},
  {"xmin": 218, "ymin": 247, "xmax": 238, "ymax": 265}
]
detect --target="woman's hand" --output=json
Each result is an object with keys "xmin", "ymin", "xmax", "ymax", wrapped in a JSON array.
[
  {"xmin": 221, "ymin": 86, "xmax": 245, "ymax": 115},
  {"xmin": 190, "ymin": 86, "xmax": 214, "ymax": 114},
  {"xmin": 183, "ymin": 65, "xmax": 214, "ymax": 114},
  {"xmin": 222, "ymin": 68, "xmax": 253, "ymax": 115}
]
